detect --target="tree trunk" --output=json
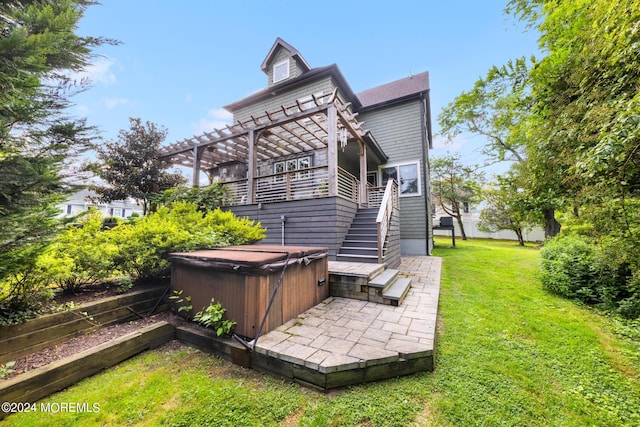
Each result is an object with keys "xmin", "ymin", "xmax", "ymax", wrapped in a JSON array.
[
  {"xmin": 515, "ymin": 228, "xmax": 525, "ymax": 246},
  {"xmin": 454, "ymin": 206, "xmax": 467, "ymax": 240},
  {"xmin": 543, "ymin": 207, "xmax": 561, "ymax": 238}
]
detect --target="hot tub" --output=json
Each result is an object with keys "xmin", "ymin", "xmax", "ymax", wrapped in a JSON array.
[{"xmin": 169, "ymin": 245, "xmax": 328, "ymax": 339}]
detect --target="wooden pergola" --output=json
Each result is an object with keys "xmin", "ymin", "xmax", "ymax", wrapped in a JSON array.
[{"xmin": 159, "ymin": 90, "xmax": 385, "ymax": 207}]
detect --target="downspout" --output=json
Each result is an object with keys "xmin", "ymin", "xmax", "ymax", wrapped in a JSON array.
[
  {"xmin": 280, "ymin": 215, "xmax": 286, "ymax": 245},
  {"xmin": 420, "ymin": 91, "xmax": 433, "ymax": 255}
]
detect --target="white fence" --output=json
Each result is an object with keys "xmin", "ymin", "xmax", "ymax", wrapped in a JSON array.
[{"xmin": 433, "ymin": 215, "xmax": 545, "ymax": 242}]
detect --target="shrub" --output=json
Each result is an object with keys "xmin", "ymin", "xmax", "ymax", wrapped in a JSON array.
[
  {"xmin": 0, "ymin": 244, "xmax": 53, "ymax": 325},
  {"xmin": 540, "ymin": 234, "xmax": 600, "ymax": 303},
  {"xmin": 108, "ymin": 202, "xmax": 265, "ymax": 282},
  {"xmin": 153, "ymin": 183, "xmax": 231, "ymax": 213},
  {"xmin": 541, "ymin": 233, "xmax": 640, "ymax": 318},
  {"xmin": 36, "ymin": 212, "xmax": 119, "ymax": 293}
]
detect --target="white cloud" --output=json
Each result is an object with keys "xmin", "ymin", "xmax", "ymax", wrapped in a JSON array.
[
  {"xmin": 104, "ymin": 97, "xmax": 129, "ymax": 109},
  {"xmin": 432, "ymin": 134, "xmax": 466, "ymax": 151},
  {"xmin": 79, "ymin": 57, "xmax": 118, "ymax": 85},
  {"xmin": 193, "ymin": 108, "xmax": 233, "ymax": 134}
]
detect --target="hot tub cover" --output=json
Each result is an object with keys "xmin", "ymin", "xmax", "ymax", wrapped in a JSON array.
[{"xmin": 169, "ymin": 245, "xmax": 328, "ymax": 275}]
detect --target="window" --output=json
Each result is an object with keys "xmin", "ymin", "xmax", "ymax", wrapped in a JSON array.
[
  {"xmin": 380, "ymin": 162, "xmax": 421, "ymax": 196},
  {"xmin": 273, "ymin": 59, "xmax": 289, "ymax": 83},
  {"xmin": 273, "ymin": 156, "xmax": 312, "ymax": 182},
  {"xmin": 298, "ymin": 156, "xmax": 311, "ymax": 180}
]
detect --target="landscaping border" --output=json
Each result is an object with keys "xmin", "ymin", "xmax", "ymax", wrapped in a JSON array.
[
  {"xmin": 0, "ymin": 286, "xmax": 169, "ymax": 363},
  {"xmin": 0, "ymin": 321, "xmax": 174, "ymax": 420}
]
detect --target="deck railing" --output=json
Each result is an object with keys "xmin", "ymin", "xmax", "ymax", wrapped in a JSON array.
[
  {"xmin": 222, "ymin": 165, "xmax": 367, "ymax": 206},
  {"xmin": 376, "ymin": 179, "xmax": 399, "ymax": 263},
  {"xmin": 337, "ymin": 167, "xmax": 360, "ymax": 204},
  {"xmin": 367, "ymin": 184, "xmax": 386, "ymax": 208},
  {"xmin": 254, "ymin": 166, "xmax": 329, "ymax": 204}
]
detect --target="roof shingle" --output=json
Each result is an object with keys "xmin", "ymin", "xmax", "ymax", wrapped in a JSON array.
[{"xmin": 357, "ymin": 72, "xmax": 429, "ymax": 109}]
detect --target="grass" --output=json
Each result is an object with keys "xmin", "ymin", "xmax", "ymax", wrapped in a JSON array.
[{"xmin": 4, "ymin": 237, "xmax": 639, "ymax": 426}]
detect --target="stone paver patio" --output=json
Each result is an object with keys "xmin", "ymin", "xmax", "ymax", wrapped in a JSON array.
[{"xmin": 250, "ymin": 256, "xmax": 441, "ymax": 387}]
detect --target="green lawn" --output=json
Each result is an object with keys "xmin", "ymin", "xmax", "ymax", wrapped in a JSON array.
[{"xmin": 4, "ymin": 238, "xmax": 639, "ymax": 426}]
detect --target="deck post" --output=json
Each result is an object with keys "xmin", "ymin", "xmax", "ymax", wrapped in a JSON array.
[
  {"xmin": 359, "ymin": 141, "xmax": 368, "ymax": 207},
  {"xmin": 327, "ymin": 104, "xmax": 338, "ymax": 197}
]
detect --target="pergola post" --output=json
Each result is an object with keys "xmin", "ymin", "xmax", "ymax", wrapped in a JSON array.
[
  {"xmin": 247, "ymin": 129, "xmax": 256, "ymax": 204},
  {"xmin": 327, "ymin": 104, "xmax": 338, "ymax": 197},
  {"xmin": 192, "ymin": 145, "xmax": 201, "ymax": 186}
]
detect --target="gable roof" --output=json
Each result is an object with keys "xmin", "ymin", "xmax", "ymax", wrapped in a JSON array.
[
  {"xmin": 224, "ymin": 64, "xmax": 362, "ymax": 113},
  {"xmin": 260, "ymin": 37, "xmax": 311, "ymax": 73},
  {"xmin": 357, "ymin": 72, "xmax": 430, "ymax": 110}
]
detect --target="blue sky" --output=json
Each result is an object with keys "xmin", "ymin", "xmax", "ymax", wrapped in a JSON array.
[{"xmin": 73, "ymin": 1, "xmax": 539, "ymax": 176}]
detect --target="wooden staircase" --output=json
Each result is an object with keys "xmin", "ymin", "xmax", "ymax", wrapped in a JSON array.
[{"xmin": 336, "ymin": 207, "xmax": 380, "ymax": 264}]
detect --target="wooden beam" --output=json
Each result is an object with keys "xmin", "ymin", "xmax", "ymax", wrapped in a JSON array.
[{"xmin": 327, "ymin": 104, "xmax": 338, "ymax": 197}]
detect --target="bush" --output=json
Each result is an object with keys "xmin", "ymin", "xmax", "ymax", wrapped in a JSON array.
[
  {"xmin": 0, "ymin": 244, "xmax": 54, "ymax": 325},
  {"xmin": 153, "ymin": 183, "xmax": 231, "ymax": 213},
  {"xmin": 36, "ymin": 212, "xmax": 119, "ymax": 293},
  {"xmin": 109, "ymin": 202, "xmax": 265, "ymax": 282},
  {"xmin": 540, "ymin": 234, "xmax": 600, "ymax": 303},
  {"xmin": 541, "ymin": 233, "xmax": 640, "ymax": 318}
]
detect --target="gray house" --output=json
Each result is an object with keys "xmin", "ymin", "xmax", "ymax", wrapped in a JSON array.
[{"xmin": 160, "ymin": 38, "xmax": 433, "ymax": 266}]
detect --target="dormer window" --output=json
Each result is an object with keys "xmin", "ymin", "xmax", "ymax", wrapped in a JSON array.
[{"xmin": 273, "ymin": 59, "xmax": 290, "ymax": 83}]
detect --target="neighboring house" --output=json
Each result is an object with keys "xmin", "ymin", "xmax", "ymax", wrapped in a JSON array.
[
  {"xmin": 159, "ymin": 38, "xmax": 433, "ymax": 265},
  {"xmin": 58, "ymin": 189, "xmax": 144, "ymax": 218}
]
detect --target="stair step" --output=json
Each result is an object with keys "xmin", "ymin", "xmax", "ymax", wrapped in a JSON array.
[
  {"xmin": 339, "ymin": 247, "xmax": 378, "ymax": 255},
  {"xmin": 342, "ymin": 240, "xmax": 378, "ymax": 248},
  {"xmin": 382, "ymin": 277, "xmax": 411, "ymax": 302},
  {"xmin": 368, "ymin": 269, "xmax": 399, "ymax": 289},
  {"xmin": 345, "ymin": 233, "xmax": 377, "ymax": 239},
  {"xmin": 336, "ymin": 254, "xmax": 379, "ymax": 264}
]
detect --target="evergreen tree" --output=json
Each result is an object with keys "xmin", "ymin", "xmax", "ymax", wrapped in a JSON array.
[{"xmin": 0, "ymin": 1, "xmax": 114, "ymax": 284}]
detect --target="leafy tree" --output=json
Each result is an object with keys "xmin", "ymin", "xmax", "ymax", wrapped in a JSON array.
[
  {"xmin": 430, "ymin": 153, "xmax": 485, "ymax": 240},
  {"xmin": 478, "ymin": 170, "xmax": 537, "ymax": 246},
  {"xmin": 438, "ymin": 58, "xmax": 531, "ymax": 165},
  {"xmin": 0, "ymin": 1, "xmax": 113, "ymax": 289},
  {"xmin": 438, "ymin": 56, "xmax": 563, "ymax": 238},
  {"xmin": 88, "ymin": 118, "xmax": 186, "ymax": 214}
]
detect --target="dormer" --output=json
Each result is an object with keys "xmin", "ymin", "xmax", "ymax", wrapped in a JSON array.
[{"xmin": 261, "ymin": 38, "xmax": 311, "ymax": 87}]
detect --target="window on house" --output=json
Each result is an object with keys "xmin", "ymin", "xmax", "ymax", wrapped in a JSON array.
[
  {"xmin": 462, "ymin": 202, "xmax": 470, "ymax": 214},
  {"xmin": 273, "ymin": 59, "xmax": 289, "ymax": 83},
  {"xmin": 66, "ymin": 204, "xmax": 72, "ymax": 215},
  {"xmin": 274, "ymin": 156, "xmax": 312, "ymax": 182},
  {"xmin": 380, "ymin": 162, "xmax": 421, "ymax": 196}
]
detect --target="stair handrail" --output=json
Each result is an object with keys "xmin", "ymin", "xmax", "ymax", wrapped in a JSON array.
[{"xmin": 376, "ymin": 179, "xmax": 399, "ymax": 264}]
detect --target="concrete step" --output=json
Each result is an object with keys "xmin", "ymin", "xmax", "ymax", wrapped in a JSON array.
[
  {"xmin": 368, "ymin": 268, "xmax": 399, "ymax": 289},
  {"xmin": 382, "ymin": 277, "xmax": 412, "ymax": 306}
]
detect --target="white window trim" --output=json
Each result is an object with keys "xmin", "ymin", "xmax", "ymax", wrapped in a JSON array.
[
  {"xmin": 379, "ymin": 161, "xmax": 422, "ymax": 197},
  {"xmin": 273, "ymin": 59, "xmax": 290, "ymax": 83}
]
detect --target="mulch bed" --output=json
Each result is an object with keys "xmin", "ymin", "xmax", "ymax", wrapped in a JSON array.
[{"xmin": 4, "ymin": 295, "xmax": 190, "ymax": 381}]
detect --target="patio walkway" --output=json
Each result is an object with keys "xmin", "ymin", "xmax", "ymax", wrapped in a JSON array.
[{"xmin": 250, "ymin": 256, "xmax": 442, "ymax": 389}]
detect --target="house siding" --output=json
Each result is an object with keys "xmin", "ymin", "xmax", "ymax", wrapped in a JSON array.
[
  {"xmin": 359, "ymin": 101, "xmax": 429, "ymax": 254},
  {"xmin": 233, "ymin": 77, "xmax": 337, "ymax": 124},
  {"xmin": 227, "ymin": 196, "xmax": 357, "ymax": 260},
  {"xmin": 266, "ymin": 48, "xmax": 305, "ymax": 86}
]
